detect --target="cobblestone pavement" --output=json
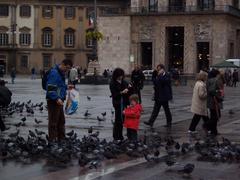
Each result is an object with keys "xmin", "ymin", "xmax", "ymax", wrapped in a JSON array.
[{"xmin": 1, "ymin": 78, "xmax": 240, "ymax": 180}]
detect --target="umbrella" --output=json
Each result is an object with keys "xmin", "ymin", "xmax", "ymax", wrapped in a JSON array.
[{"xmin": 211, "ymin": 61, "xmax": 239, "ymax": 68}]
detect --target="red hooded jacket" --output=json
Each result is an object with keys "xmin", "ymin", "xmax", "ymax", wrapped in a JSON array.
[{"xmin": 123, "ymin": 104, "xmax": 143, "ymax": 130}]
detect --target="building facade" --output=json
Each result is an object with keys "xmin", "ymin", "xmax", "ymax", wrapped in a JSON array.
[
  {"xmin": 0, "ymin": 0, "xmax": 128, "ymax": 74},
  {"xmin": 98, "ymin": 0, "xmax": 240, "ymax": 74}
]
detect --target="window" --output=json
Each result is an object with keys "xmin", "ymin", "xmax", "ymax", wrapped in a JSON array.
[
  {"xmin": 64, "ymin": 28, "xmax": 75, "ymax": 47},
  {"xmin": 197, "ymin": 0, "xmax": 215, "ymax": 10},
  {"xmin": 20, "ymin": 5, "xmax": 31, "ymax": 17},
  {"xmin": 86, "ymin": 29, "xmax": 94, "ymax": 48},
  {"xmin": 65, "ymin": 6, "xmax": 75, "ymax": 19},
  {"xmin": 0, "ymin": 33, "xmax": 8, "ymax": 46},
  {"xmin": 20, "ymin": 33, "xmax": 31, "ymax": 46},
  {"xmin": 20, "ymin": 55, "xmax": 28, "ymax": 68},
  {"xmin": 149, "ymin": 0, "xmax": 158, "ymax": 12},
  {"xmin": 42, "ymin": 27, "xmax": 53, "ymax": 47},
  {"xmin": 43, "ymin": 54, "xmax": 52, "ymax": 68},
  {"xmin": 169, "ymin": 0, "xmax": 186, "ymax": 12},
  {"xmin": 0, "ymin": 5, "xmax": 9, "ymax": 16},
  {"xmin": 42, "ymin": 6, "xmax": 53, "ymax": 18}
]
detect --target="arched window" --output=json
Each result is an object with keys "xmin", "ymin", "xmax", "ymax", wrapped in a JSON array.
[
  {"xmin": 149, "ymin": 0, "xmax": 158, "ymax": 12},
  {"xmin": 169, "ymin": 0, "xmax": 186, "ymax": 12},
  {"xmin": 0, "ymin": 26, "xmax": 9, "ymax": 46},
  {"xmin": 19, "ymin": 27, "xmax": 31, "ymax": 46},
  {"xmin": 20, "ymin": 5, "xmax": 31, "ymax": 17},
  {"xmin": 197, "ymin": 0, "xmax": 215, "ymax": 10},
  {"xmin": 64, "ymin": 28, "xmax": 75, "ymax": 47},
  {"xmin": 42, "ymin": 27, "xmax": 53, "ymax": 47}
]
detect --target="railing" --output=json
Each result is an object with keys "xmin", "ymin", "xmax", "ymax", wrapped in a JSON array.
[{"xmin": 100, "ymin": 5, "xmax": 240, "ymax": 18}]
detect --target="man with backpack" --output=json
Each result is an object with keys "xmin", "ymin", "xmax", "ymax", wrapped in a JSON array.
[{"xmin": 44, "ymin": 59, "xmax": 73, "ymax": 142}]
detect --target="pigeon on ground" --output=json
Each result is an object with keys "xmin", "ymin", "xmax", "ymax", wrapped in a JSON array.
[
  {"xmin": 178, "ymin": 163, "xmax": 195, "ymax": 175},
  {"xmin": 35, "ymin": 118, "xmax": 43, "ymax": 124},
  {"xmin": 101, "ymin": 112, "xmax": 106, "ymax": 117},
  {"xmin": 84, "ymin": 110, "xmax": 91, "ymax": 117},
  {"xmin": 97, "ymin": 116, "xmax": 105, "ymax": 122},
  {"xmin": 87, "ymin": 96, "xmax": 91, "ymax": 101}
]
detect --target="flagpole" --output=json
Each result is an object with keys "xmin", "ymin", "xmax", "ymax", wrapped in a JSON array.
[{"xmin": 93, "ymin": 0, "xmax": 97, "ymax": 60}]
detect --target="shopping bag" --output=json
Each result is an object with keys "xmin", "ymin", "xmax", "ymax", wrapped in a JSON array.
[{"xmin": 65, "ymin": 88, "xmax": 80, "ymax": 115}]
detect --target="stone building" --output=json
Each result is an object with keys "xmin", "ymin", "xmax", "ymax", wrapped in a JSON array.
[
  {"xmin": 0, "ymin": 0, "xmax": 128, "ymax": 74},
  {"xmin": 98, "ymin": 0, "xmax": 240, "ymax": 74}
]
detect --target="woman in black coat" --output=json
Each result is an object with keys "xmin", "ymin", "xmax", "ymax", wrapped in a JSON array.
[{"xmin": 110, "ymin": 68, "xmax": 131, "ymax": 140}]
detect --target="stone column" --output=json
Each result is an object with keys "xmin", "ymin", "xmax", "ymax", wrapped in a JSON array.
[
  {"xmin": 33, "ymin": 5, "xmax": 39, "ymax": 48},
  {"xmin": 56, "ymin": 6, "xmax": 62, "ymax": 49},
  {"xmin": 184, "ymin": 24, "xmax": 196, "ymax": 74},
  {"xmin": 155, "ymin": 24, "xmax": 166, "ymax": 68}
]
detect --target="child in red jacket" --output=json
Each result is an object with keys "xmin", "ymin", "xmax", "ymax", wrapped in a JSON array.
[{"xmin": 123, "ymin": 94, "xmax": 143, "ymax": 141}]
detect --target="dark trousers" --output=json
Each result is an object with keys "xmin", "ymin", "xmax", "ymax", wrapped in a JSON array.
[
  {"xmin": 127, "ymin": 128, "xmax": 137, "ymax": 141},
  {"xmin": 47, "ymin": 100, "xmax": 65, "ymax": 141},
  {"xmin": 0, "ymin": 115, "xmax": 6, "ymax": 131},
  {"xmin": 149, "ymin": 101, "xmax": 172, "ymax": 126},
  {"xmin": 208, "ymin": 109, "xmax": 219, "ymax": 135},
  {"xmin": 113, "ymin": 105, "xmax": 124, "ymax": 140},
  {"xmin": 189, "ymin": 114, "xmax": 209, "ymax": 131}
]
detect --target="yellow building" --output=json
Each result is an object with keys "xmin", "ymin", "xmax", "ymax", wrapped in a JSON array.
[{"xmin": 0, "ymin": 0, "xmax": 129, "ymax": 74}]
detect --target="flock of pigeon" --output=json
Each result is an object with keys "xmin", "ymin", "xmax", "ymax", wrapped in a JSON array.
[{"xmin": 0, "ymin": 99, "xmax": 240, "ymax": 176}]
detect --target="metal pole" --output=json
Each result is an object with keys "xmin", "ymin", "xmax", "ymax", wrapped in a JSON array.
[{"xmin": 93, "ymin": 0, "xmax": 97, "ymax": 60}]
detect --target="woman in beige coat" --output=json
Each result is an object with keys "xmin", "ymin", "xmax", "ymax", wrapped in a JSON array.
[{"xmin": 188, "ymin": 71, "xmax": 209, "ymax": 133}]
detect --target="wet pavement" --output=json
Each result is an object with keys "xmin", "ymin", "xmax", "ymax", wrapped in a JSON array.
[{"xmin": 1, "ymin": 78, "xmax": 240, "ymax": 180}]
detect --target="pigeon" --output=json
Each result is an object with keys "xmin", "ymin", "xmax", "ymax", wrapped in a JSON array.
[
  {"xmin": 66, "ymin": 130, "xmax": 74, "ymax": 137},
  {"xmin": 165, "ymin": 156, "xmax": 176, "ymax": 166},
  {"xmin": 21, "ymin": 117, "xmax": 27, "ymax": 123},
  {"xmin": 88, "ymin": 126, "xmax": 93, "ymax": 134},
  {"xmin": 97, "ymin": 116, "xmax": 105, "ymax": 122},
  {"xmin": 9, "ymin": 130, "xmax": 20, "ymax": 138},
  {"xmin": 27, "ymin": 100, "xmax": 31, "ymax": 104},
  {"xmin": 39, "ymin": 106, "xmax": 44, "ymax": 112},
  {"xmin": 178, "ymin": 163, "xmax": 195, "ymax": 174},
  {"xmin": 35, "ymin": 118, "xmax": 43, "ymax": 124},
  {"xmin": 14, "ymin": 122, "xmax": 22, "ymax": 128},
  {"xmin": 101, "ymin": 112, "xmax": 106, "ymax": 117},
  {"xmin": 84, "ymin": 110, "xmax": 91, "ymax": 117},
  {"xmin": 87, "ymin": 96, "xmax": 91, "ymax": 101},
  {"xmin": 35, "ymin": 129, "xmax": 45, "ymax": 136},
  {"xmin": 29, "ymin": 130, "xmax": 36, "ymax": 138}
]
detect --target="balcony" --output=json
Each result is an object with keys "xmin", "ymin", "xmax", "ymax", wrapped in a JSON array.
[{"xmin": 99, "ymin": 5, "xmax": 240, "ymax": 18}]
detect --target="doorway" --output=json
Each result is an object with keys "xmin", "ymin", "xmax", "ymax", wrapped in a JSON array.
[
  {"xmin": 141, "ymin": 42, "xmax": 152, "ymax": 69},
  {"xmin": 197, "ymin": 42, "xmax": 209, "ymax": 71},
  {"xmin": 166, "ymin": 27, "xmax": 184, "ymax": 71}
]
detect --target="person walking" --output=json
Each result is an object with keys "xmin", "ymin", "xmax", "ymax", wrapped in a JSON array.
[
  {"xmin": 207, "ymin": 69, "xmax": 223, "ymax": 136},
  {"xmin": 46, "ymin": 59, "xmax": 73, "ymax": 142},
  {"xmin": 144, "ymin": 64, "xmax": 173, "ymax": 128},
  {"xmin": 69, "ymin": 66, "xmax": 78, "ymax": 86},
  {"xmin": 31, "ymin": 67, "xmax": 36, "ymax": 80},
  {"xmin": 131, "ymin": 65, "xmax": 145, "ymax": 103},
  {"xmin": 232, "ymin": 69, "xmax": 239, "ymax": 87},
  {"xmin": 10, "ymin": 68, "xmax": 16, "ymax": 84},
  {"xmin": 109, "ymin": 68, "xmax": 132, "ymax": 141},
  {"xmin": 188, "ymin": 71, "xmax": 209, "ymax": 134},
  {"xmin": 123, "ymin": 94, "xmax": 143, "ymax": 141}
]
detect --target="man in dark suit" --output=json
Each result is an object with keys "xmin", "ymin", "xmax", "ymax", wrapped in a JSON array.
[{"xmin": 144, "ymin": 64, "xmax": 173, "ymax": 128}]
